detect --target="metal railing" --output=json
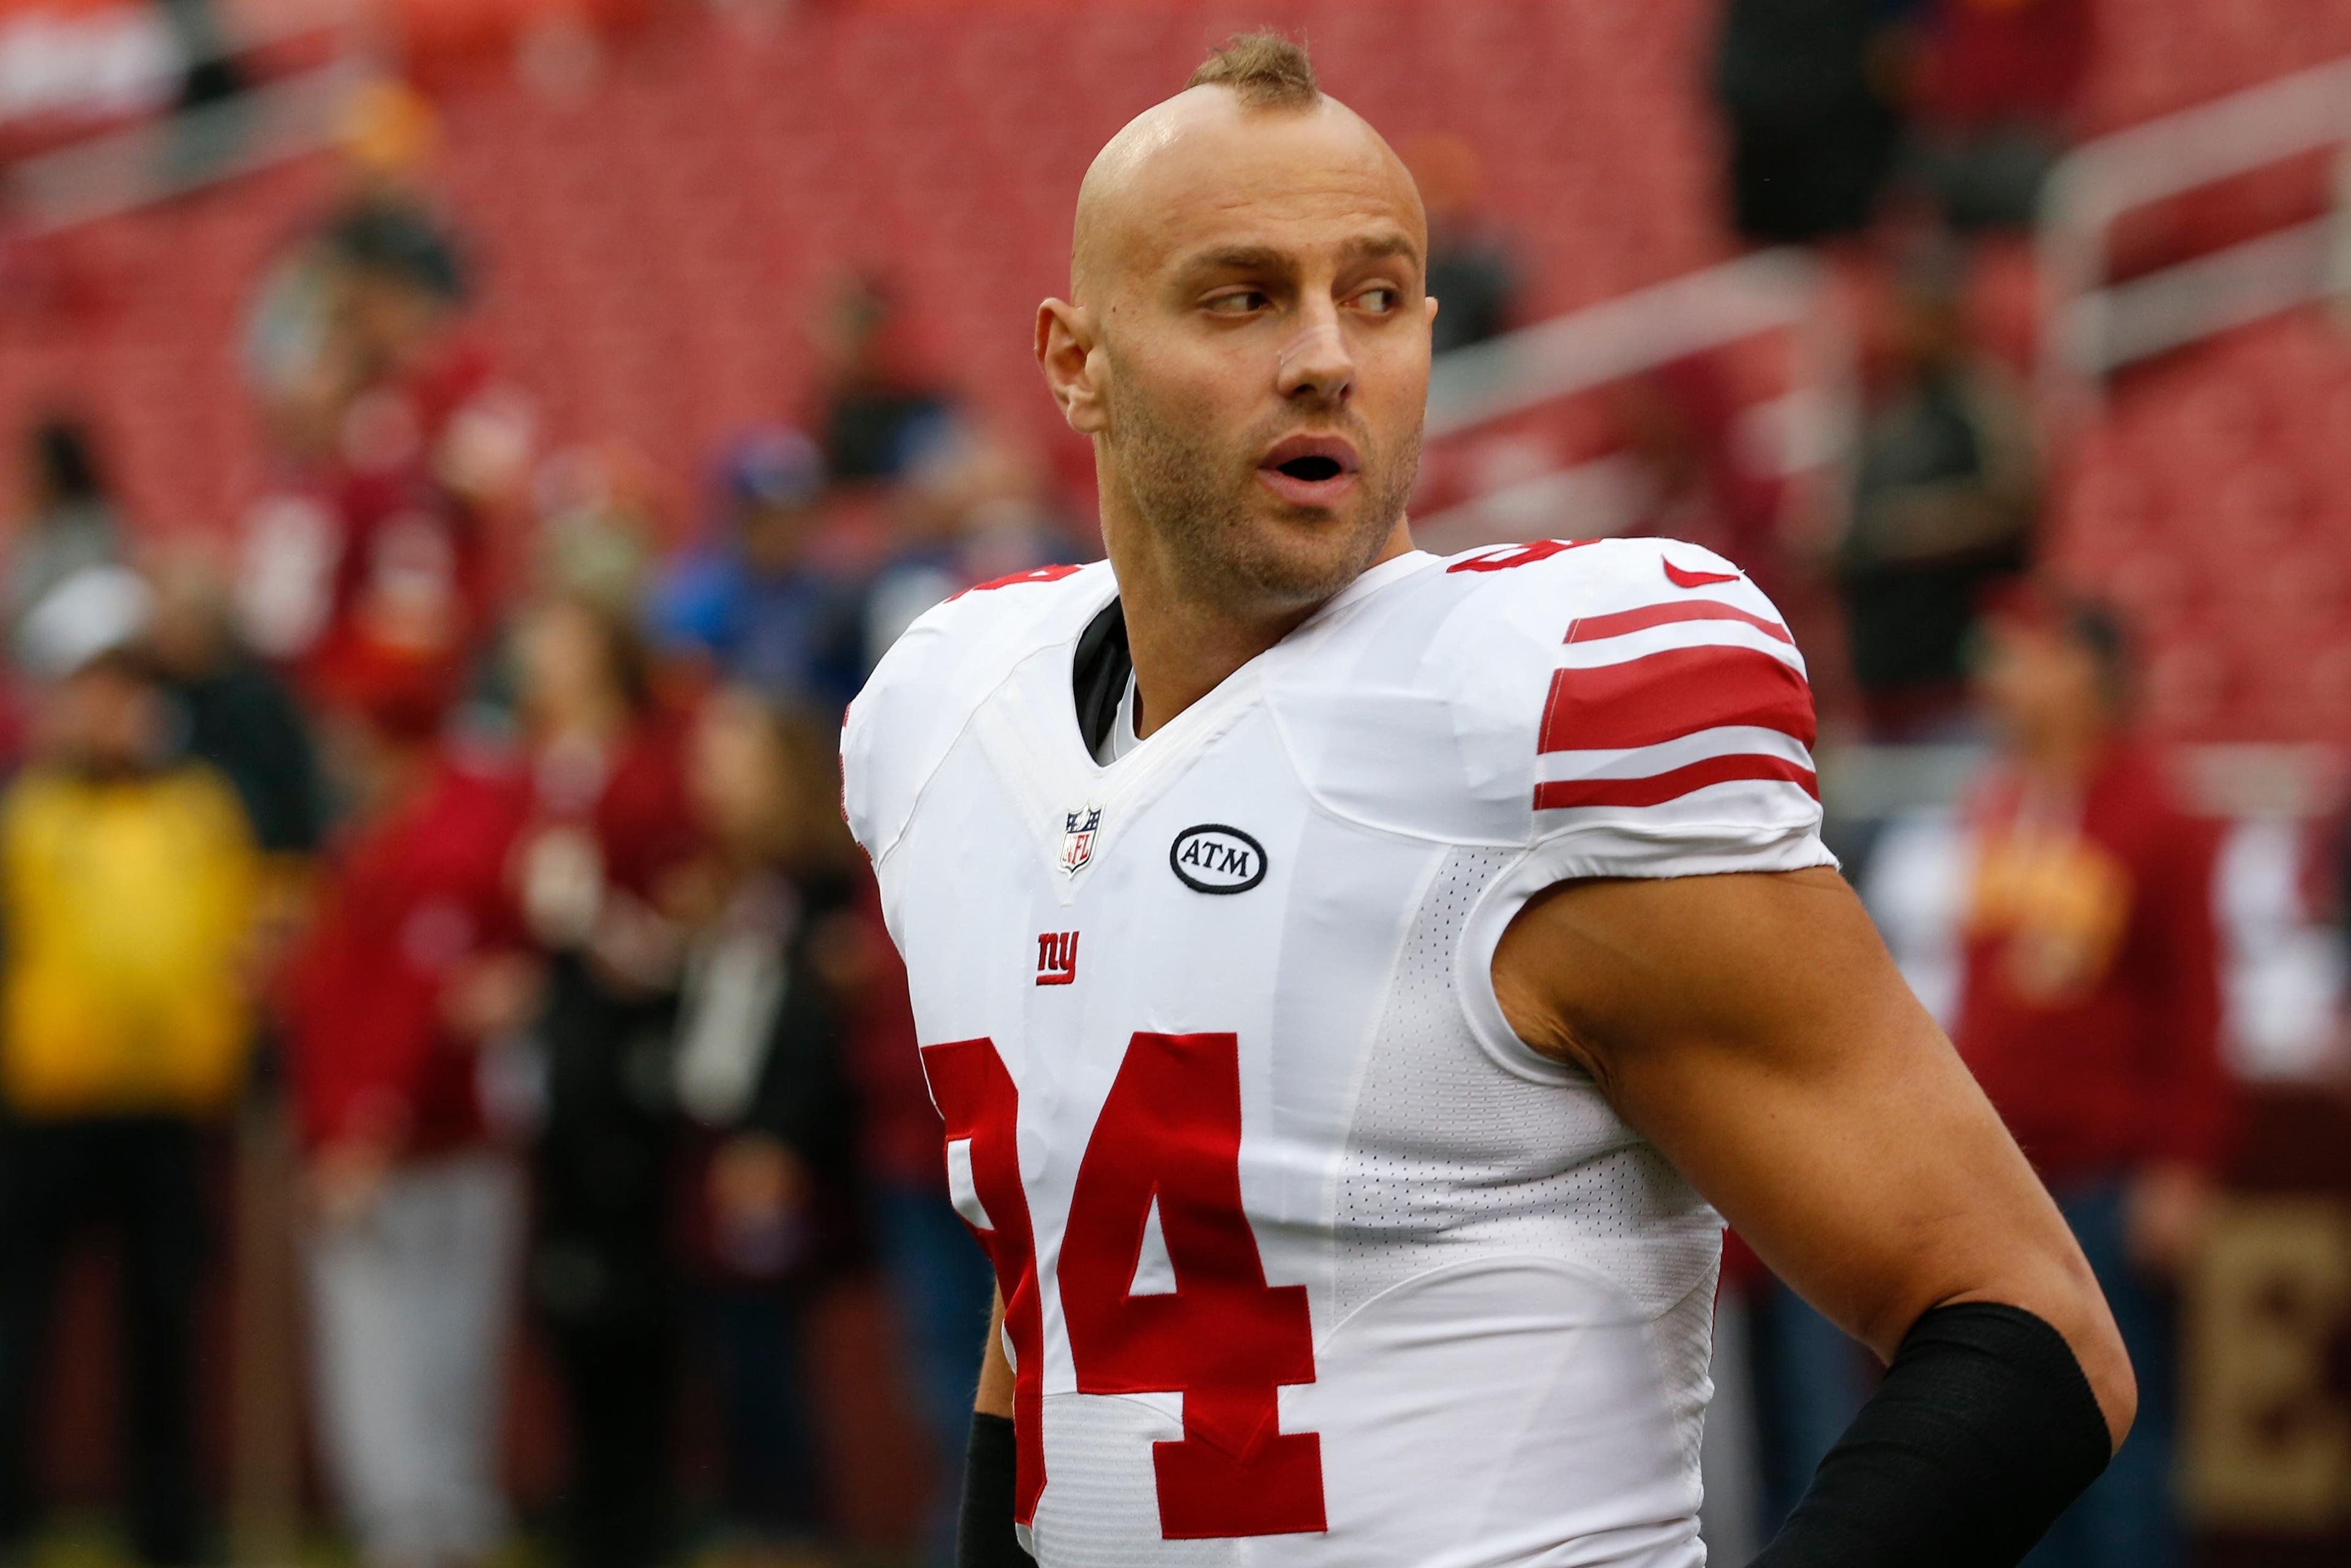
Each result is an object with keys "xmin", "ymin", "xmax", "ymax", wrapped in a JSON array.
[
  {"xmin": 2038, "ymin": 54, "xmax": 2351, "ymax": 405},
  {"xmin": 1, "ymin": 1, "xmax": 369, "ymax": 236},
  {"xmin": 1414, "ymin": 247, "xmax": 1858, "ymax": 551}
]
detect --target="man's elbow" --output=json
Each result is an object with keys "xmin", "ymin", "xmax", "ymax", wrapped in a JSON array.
[
  {"xmin": 2074, "ymin": 1303, "xmax": 2138, "ymax": 1455},
  {"xmin": 1941, "ymin": 1248, "xmax": 2137, "ymax": 1453},
  {"xmin": 2038, "ymin": 1247, "xmax": 2137, "ymax": 1453}
]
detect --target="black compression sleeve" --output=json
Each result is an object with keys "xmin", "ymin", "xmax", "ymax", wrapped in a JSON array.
[
  {"xmin": 1749, "ymin": 1302, "xmax": 2113, "ymax": 1568},
  {"xmin": 958, "ymin": 1412, "xmax": 1030, "ymax": 1566}
]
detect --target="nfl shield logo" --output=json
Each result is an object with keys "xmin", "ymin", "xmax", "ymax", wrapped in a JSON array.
[{"xmin": 1059, "ymin": 807, "xmax": 1103, "ymax": 876}]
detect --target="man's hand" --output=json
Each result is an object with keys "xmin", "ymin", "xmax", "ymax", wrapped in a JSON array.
[
  {"xmin": 441, "ymin": 951, "xmax": 546, "ymax": 1044},
  {"xmin": 309, "ymin": 1135, "xmax": 397, "ymax": 1228},
  {"xmin": 1491, "ymin": 865, "xmax": 2135, "ymax": 1449},
  {"xmin": 2126, "ymin": 1161, "xmax": 2216, "ymax": 1281}
]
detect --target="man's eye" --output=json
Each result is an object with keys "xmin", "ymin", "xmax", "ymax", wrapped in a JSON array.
[
  {"xmin": 1205, "ymin": 291, "xmax": 1268, "ymax": 315},
  {"xmin": 1355, "ymin": 287, "xmax": 1400, "ymax": 313}
]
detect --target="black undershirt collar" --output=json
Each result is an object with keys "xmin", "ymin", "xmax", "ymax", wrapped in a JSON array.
[{"xmin": 1072, "ymin": 597, "xmax": 1131, "ymax": 759}]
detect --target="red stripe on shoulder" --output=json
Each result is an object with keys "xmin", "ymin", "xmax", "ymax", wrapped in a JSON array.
[
  {"xmin": 1565, "ymin": 600, "xmax": 1793, "ymax": 646},
  {"xmin": 948, "ymin": 564, "xmax": 1084, "ymax": 600},
  {"xmin": 1533, "ymin": 754, "xmax": 1820, "ymax": 812},
  {"xmin": 1445, "ymin": 539, "xmax": 1602, "ymax": 573},
  {"xmin": 1539, "ymin": 643, "xmax": 1815, "ymax": 754}
]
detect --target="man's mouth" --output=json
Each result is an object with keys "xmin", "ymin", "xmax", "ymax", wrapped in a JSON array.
[{"xmin": 1257, "ymin": 435, "xmax": 1362, "ymax": 508}]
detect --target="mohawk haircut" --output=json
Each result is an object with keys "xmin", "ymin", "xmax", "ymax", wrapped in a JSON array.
[{"xmin": 1185, "ymin": 31, "xmax": 1321, "ymax": 108}]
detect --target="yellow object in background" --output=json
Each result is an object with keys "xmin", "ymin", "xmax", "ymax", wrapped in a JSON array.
[{"xmin": 0, "ymin": 764, "xmax": 260, "ymax": 1119}]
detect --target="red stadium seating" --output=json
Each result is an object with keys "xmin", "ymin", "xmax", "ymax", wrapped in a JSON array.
[
  {"xmin": 2045, "ymin": 310, "xmax": 2351, "ymax": 741},
  {"xmin": 0, "ymin": 0, "xmax": 2344, "ymax": 741}
]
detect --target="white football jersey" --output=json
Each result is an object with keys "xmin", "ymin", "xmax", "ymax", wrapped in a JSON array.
[{"xmin": 841, "ymin": 539, "xmax": 1835, "ymax": 1567}]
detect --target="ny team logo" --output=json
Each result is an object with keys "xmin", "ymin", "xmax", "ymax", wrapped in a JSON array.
[
  {"xmin": 1059, "ymin": 806, "xmax": 1103, "ymax": 875},
  {"xmin": 1035, "ymin": 931, "xmax": 1079, "ymax": 986}
]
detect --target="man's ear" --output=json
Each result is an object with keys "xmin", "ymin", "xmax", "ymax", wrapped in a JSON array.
[
  {"xmin": 1036, "ymin": 298, "xmax": 1108, "ymax": 436},
  {"xmin": 1425, "ymin": 294, "xmax": 1441, "ymax": 332}
]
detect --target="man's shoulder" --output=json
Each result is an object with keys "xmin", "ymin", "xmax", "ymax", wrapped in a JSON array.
[
  {"xmin": 1420, "ymin": 533, "xmax": 1774, "ymax": 611},
  {"xmin": 1339, "ymin": 536, "xmax": 1785, "ymax": 663},
  {"xmin": 841, "ymin": 561, "xmax": 1112, "ymax": 863},
  {"xmin": 1275, "ymin": 536, "xmax": 1824, "ymax": 859}
]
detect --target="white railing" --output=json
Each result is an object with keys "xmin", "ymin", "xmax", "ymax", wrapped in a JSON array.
[
  {"xmin": 1415, "ymin": 247, "xmax": 1858, "ymax": 551},
  {"xmin": 6, "ymin": 55, "xmax": 366, "ymax": 234},
  {"xmin": 1, "ymin": 2, "xmax": 369, "ymax": 236},
  {"xmin": 2038, "ymin": 54, "xmax": 2351, "ymax": 403}
]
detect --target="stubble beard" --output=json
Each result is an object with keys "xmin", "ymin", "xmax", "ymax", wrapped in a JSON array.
[{"xmin": 1107, "ymin": 382, "xmax": 1420, "ymax": 617}]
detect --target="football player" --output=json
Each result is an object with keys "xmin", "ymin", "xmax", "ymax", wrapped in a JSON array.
[{"xmin": 842, "ymin": 32, "xmax": 2131, "ymax": 1568}]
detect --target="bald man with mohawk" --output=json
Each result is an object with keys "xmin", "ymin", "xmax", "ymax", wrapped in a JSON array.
[{"xmin": 843, "ymin": 33, "xmax": 2129, "ymax": 1568}]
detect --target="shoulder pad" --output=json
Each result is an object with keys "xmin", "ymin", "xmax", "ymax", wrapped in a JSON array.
[
  {"xmin": 1273, "ymin": 539, "xmax": 1830, "ymax": 874},
  {"xmin": 841, "ymin": 561, "xmax": 1108, "ymax": 865}
]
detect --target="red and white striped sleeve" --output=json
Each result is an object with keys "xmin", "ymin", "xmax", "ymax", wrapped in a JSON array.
[
  {"xmin": 1491, "ymin": 539, "xmax": 1835, "ymax": 880},
  {"xmin": 1436, "ymin": 538, "xmax": 1838, "ymax": 1078}
]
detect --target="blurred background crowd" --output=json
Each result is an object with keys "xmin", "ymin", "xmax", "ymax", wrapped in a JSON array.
[{"xmin": 0, "ymin": 2, "xmax": 2344, "ymax": 1567}]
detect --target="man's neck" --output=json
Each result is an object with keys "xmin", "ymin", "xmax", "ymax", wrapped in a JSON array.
[{"xmin": 1109, "ymin": 516, "xmax": 1414, "ymax": 741}]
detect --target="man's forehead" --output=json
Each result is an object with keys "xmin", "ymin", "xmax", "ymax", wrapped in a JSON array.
[{"xmin": 1073, "ymin": 90, "xmax": 1423, "ymax": 298}]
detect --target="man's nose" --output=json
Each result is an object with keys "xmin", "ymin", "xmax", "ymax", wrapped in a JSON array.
[{"xmin": 1275, "ymin": 310, "xmax": 1354, "ymax": 405}]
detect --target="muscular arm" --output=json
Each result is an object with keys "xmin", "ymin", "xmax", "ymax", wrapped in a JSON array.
[{"xmin": 1491, "ymin": 865, "xmax": 2134, "ymax": 1445}]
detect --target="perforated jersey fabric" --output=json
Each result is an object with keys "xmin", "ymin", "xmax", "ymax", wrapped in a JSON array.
[
  {"xmin": 1334, "ymin": 845, "xmax": 1720, "ymax": 1326},
  {"xmin": 841, "ymin": 541, "xmax": 1835, "ymax": 1565}
]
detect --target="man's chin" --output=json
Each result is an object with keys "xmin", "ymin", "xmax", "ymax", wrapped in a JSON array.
[{"xmin": 1224, "ymin": 503, "xmax": 1392, "ymax": 605}]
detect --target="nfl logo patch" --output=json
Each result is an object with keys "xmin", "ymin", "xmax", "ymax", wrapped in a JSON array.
[{"xmin": 1059, "ymin": 807, "xmax": 1102, "ymax": 876}]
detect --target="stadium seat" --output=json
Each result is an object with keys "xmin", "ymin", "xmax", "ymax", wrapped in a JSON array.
[{"xmin": 0, "ymin": 0, "xmax": 2344, "ymax": 740}]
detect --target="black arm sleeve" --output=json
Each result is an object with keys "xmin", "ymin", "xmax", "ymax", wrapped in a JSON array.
[
  {"xmin": 1750, "ymin": 1302, "xmax": 2114, "ymax": 1568},
  {"xmin": 957, "ymin": 1412, "xmax": 1030, "ymax": 1566}
]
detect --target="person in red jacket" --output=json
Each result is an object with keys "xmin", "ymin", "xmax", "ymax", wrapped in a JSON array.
[
  {"xmin": 1955, "ymin": 586, "xmax": 2233, "ymax": 1568},
  {"xmin": 506, "ymin": 591, "xmax": 703, "ymax": 1568},
  {"xmin": 280, "ymin": 668, "xmax": 538, "ymax": 1568}
]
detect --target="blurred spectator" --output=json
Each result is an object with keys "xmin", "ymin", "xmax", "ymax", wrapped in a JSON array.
[
  {"xmin": 9, "ymin": 416, "xmax": 123, "ymax": 631},
  {"xmin": 859, "ymin": 429, "xmax": 1070, "ymax": 670},
  {"xmin": 149, "ymin": 547, "xmax": 325, "ymax": 1072},
  {"xmin": 308, "ymin": 201, "xmax": 526, "ymax": 668},
  {"xmin": 1837, "ymin": 250, "xmax": 2038, "ymax": 737},
  {"xmin": 1403, "ymin": 133, "xmax": 1519, "ymax": 356},
  {"xmin": 280, "ymin": 681, "xmax": 536, "ymax": 1568},
  {"xmin": 156, "ymin": 0, "xmax": 251, "ymax": 182},
  {"xmin": 510, "ymin": 593, "xmax": 699, "ymax": 1568},
  {"xmin": 243, "ymin": 80, "xmax": 464, "ymax": 465},
  {"xmin": 240, "ymin": 179, "xmax": 530, "ymax": 705},
  {"xmin": 1956, "ymin": 588, "xmax": 2233, "ymax": 1568},
  {"xmin": 0, "ymin": 567, "xmax": 260, "ymax": 1567},
  {"xmin": 811, "ymin": 275, "xmax": 958, "ymax": 485},
  {"xmin": 651, "ymin": 429, "xmax": 863, "ymax": 710},
  {"xmin": 675, "ymin": 688, "xmax": 864, "ymax": 1551},
  {"xmin": 148, "ymin": 546, "xmax": 325, "ymax": 865},
  {"xmin": 1713, "ymin": 0, "xmax": 1911, "ymax": 244},
  {"xmin": 163, "ymin": 0, "xmax": 247, "ymax": 113},
  {"xmin": 532, "ymin": 444, "xmax": 662, "ymax": 613},
  {"xmin": 1908, "ymin": 0, "xmax": 2094, "ymax": 231}
]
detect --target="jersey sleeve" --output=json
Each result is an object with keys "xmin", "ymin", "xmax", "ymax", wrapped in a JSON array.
[
  {"xmin": 1440, "ymin": 537, "xmax": 1839, "ymax": 1077},
  {"xmin": 1523, "ymin": 542, "xmax": 1830, "ymax": 878},
  {"xmin": 1442, "ymin": 537, "xmax": 1835, "ymax": 877}
]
